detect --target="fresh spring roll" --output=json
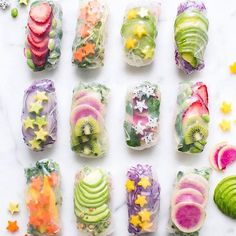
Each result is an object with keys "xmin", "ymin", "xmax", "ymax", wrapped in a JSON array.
[
  {"xmin": 25, "ymin": 0, "xmax": 63, "ymax": 71},
  {"xmin": 22, "ymin": 79, "xmax": 57, "ymax": 151},
  {"xmin": 72, "ymin": 0, "xmax": 108, "ymax": 69},
  {"xmin": 169, "ymin": 168, "xmax": 211, "ymax": 235},
  {"xmin": 74, "ymin": 167, "xmax": 112, "ymax": 235},
  {"xmin": 124, "ymin": 82, "xmax": 161, "ymax": 150},
  {"xmin": 70, "ymin": 83, "xmax": 109, "ymax": 157},
  {"xmin": 121, "ymin": 2, "xmax": 160, "ymax": 67},
  {"xmin": 126, "ymin": 164, "xmax": 160, "ymax": 235},
  {"xmin": 175, "ymin": 82, "xmax": 209, "ymax": 154},
  {"xmin": 25, "ymin": 159, "xmax": 62, "ymax": 236},
  {"xmin": 174, "ymin": 0, "xmax": 209, "ymax": 74}
]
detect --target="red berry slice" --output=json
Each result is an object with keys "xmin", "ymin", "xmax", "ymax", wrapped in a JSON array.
[
  {"xmin": 27, "ymin": 34, "xmax": 49, "ymax": 50},
  {"xmin": 28, "ymin": 17, "xmax": 52, "ymax": 36},
  {"xmin": 30, "ymin": 2, "xmax": 52, "ymax": 23}
]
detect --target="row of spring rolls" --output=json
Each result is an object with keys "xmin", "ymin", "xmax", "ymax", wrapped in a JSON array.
[
  {"xmin": 25, "ymin": 160, "xmax": 211, "ymax": 236},
  {"xmin": 21, "ymin": 80, "xmax": 209, "ymax": 155},
  {"xmin": 24, "ymin": 0, "xmax": 209, "ymax": 74}
]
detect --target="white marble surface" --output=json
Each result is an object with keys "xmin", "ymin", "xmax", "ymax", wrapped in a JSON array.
[{"xmin": 0, "ymin": 0, "xmax": 236, "ymax": 235}]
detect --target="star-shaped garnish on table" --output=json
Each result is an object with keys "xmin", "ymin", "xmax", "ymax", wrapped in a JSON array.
[
  {"xmin": 134, "ymin": 100, "xmax": 148, "ymax": 113},
  {"xmin": 133, "ymin": 121, "xmax": 146, "ymax": 135},
  {"xmin": 141, "ymin": 132, "xmax": 154, "ymax": 144},
  {"xmin": 125, "ymin": 38, "xmax": 137, "ymax": 50},
  {"xmin": 29, "ymin": 102, "xmax": 43, "ymax": 115},
  {"xmin": 34, "ymin": 91, "xmax": 48, "ymax": 103},
  {"xmin": 138, "ymin": 8, "xmax": 149, "ymax": 18},
  {"xmin": 138, "ymin": 177, "xmax": 151, "ymax": 189},
  {"xmin": 19, "ymin": 0, "xmax": 29, "ymax": 5},
  {"xmin": 220, "ymin": 101, "xmax": 232, "ymax": 114},
  {"xmin": 29, "ymin": 138, "xmax": 41, "ymax": 151},
  {"xmin": 129, "ymin": 215, "xmax": 140, "ymax": 227},
  {"xmin": 127, "ymin": 9, "xmax": 137, "ymax": 20},
  {"xmin": 134, "ymin": 24, "xmax": 147, "ymax": 39},
  {"xmin": 23, "ymin": 116, "xmax": 35, "ymax": 130},
  {"xmin": 6, "ymin": 220, "xmax": 19, "ymax": 233},
  {"xmin": 230, "ymin": 62, "xmax": 236, "ymax": 74},
  {"xmin": 35, "ymin": 128, "xmax": 48, "ymax": 141},
  {"xmin": 125, "ymin": 179, "xmax": 135, "ymax": 192},
  {"xmin": 138, "ymin": 209, "xmax": 151, "ymax": 222},
  {"xmin": 135, "ymin": 195, "xmax": 147, "ymax": 207},
  {"xmin": 219, "ymin": 119, "xmax": 231, "ymax": 132},
  {"xmin": 8, "ymin": 202, "xmax": 20, "ymax": 215},
  {"xmin": 35, "ymin": 116, "xmax": 47, "ymax": 129}
]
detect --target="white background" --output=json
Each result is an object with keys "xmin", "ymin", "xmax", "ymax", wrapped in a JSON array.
[{"xmin": 0, "ymin": 0, "xmax": 236, "ymax": 235}]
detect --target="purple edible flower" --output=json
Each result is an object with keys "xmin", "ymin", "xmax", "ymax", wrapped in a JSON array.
[{"xmin": 177, "ymin": 0, "xmax": 206, "ymax": 15}]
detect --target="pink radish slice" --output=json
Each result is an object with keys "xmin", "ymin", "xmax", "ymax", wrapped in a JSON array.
[
  {"xmin": 28, "ymin": 34, "xmax": 49, "ymax": 50},
  {"xmin": 171, "ymin": 202, "xmax": 205, "ymax": 233},
  {"xmin": 177, "ymin": 174, "xmax": 209, "ymax": 199},
  {"xmin": 209, "ymin": 142, "xmax": 227, "ymax": 171},
  {"xmin": 30, "ymin": 2, "xmax": 52, "ymax": 23},
  {"xmin": 218, "ymin": 145, "xmax": 236, "ymax": 170},
  {"xmin": 28, "ymin": 16, "xmax": 52, "ymax": 36},
  {"xmin": 29, "ymin": 31, "xmax": 46, "ymax": 43},
  {"xmin": 172, "ymin": 188, "xmax": 206, "ymax": 206}
]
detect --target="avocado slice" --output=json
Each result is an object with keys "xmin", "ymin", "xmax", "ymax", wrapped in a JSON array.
[
  {"xmin": 74, "ymin": 203, "xmax": 108, "ymax": 217},
  {"xmin": 223, "ymin": 188, "xmax": 236, "ymax": 216},
  {"xmin": 80, "ymin": 179, "xmax": 107, "ymax": 194},
  {"xmin": 228, "ymin": 195, "xmax": 236, "ymax": 219},
  {"xmin": 78, "ymin": 184, "xmax": 109, "ymax": 200},
  {"xmin": 80, "ymin": 208, "xmax": 111, "ymax": 223},
  {"xmin": 82, "ymin": 169, "xmax": 104, "ymax": 187}
]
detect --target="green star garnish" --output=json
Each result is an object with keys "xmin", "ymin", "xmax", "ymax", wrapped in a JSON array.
[
  {"xmin": 34, "ymin": 91, "xmax": 48, "ymax": 103},
  {"xmin": 23, "ymin": 116, "xmax": 35, "ymax": 130},
  {"xmin": 142, "ymin": 47, "xmax": 154, "ymax": 60},
  {"xmin": 19, "ymin": 0, "xmax": 29, "ymax": 6},
  {"xmin": 35, "ymin": 128, "xmax": 48, "ymax": 142},
  {"xmin": 29, "ymin": 139, "xmax": 41, "ymax": 150},
  {"xmin": 35, "ymin": 116, "xmax": 47, "ymax": 129},
  {"xmin": 29, "ymin": 102, "xmax": 43, "ymax": 115}
]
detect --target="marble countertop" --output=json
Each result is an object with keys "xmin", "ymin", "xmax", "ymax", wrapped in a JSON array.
[{"xmin": 0, "ymin": 0, "xmax": 236, "ymax": 235}]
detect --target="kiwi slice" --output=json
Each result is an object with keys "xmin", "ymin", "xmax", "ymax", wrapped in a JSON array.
[
  {"xmin": 184, "ymin": 124, "xmax": 208, "ymax": 145},
  {"xmin": 75, "ymin": 117, "xmax": 100, "ymax": 136}
]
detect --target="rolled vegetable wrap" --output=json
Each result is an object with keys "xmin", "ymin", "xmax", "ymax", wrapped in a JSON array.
[
  {"xmin": 121, "ymin": 2, "xmax": 160, "ymax": 67},
  {"xmin": 70, "ymin": 83, "xmax": 109, "ymax": 158},
  {"xmin": 126, "ymin": 164, "xmax": 160, "ymax": 235},
  {"xmin": 72, "ymin": 0, "xmax": 108, "ymax": 69},
  {"xmin": 25, "ymin": 0, "xmax": 63, "ymax": 71},
  {"xmin": 74, "ymin": 167, "xmax": 112, "ymax": 236},
  {"xmin": 174, "ymin": 0, "xmax": 209, "ymax": 74},
  {"xmin": 175, "ymin": 82, "xmax": 209, "ymax": 154},
  {"xmin": 22, "ymin": 79, "xmax": 57, "ymax": 151},
  {"xmin": 124, "ymin": 82, "xmax": 161, "ymax": 150},
  {"xmin": 25, "ymin": 159, "xmax": 62, "ymax": 236},
  {"xmin": 169, "ymin": 168, "xmax": 211, "ymax": 235}
]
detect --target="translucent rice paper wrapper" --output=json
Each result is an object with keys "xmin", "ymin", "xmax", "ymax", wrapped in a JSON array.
[
  {"xmin": 175, "ymin": 82, "xmax": 209, "ymax": 154},
  {"xmin": 22, "ymin": 79, "xmax": 57, "ymax": 151},
  {"xmin": 72, "ymin": 0, "xmax": 108, "ymax": 69},
  {"xmin": 25, "ymin": 0, "xmax": 63, "ymax": 72},
  {"xmin": 124, "ymin": 82, "xmax": 161, "ymax": 150},
  {"xmin": 74, "ymin": 167, "xmax": 113, "ymax": 236},
  {"xmin": 121, "ymin": 1, "xmax": 161, "ymax": 67},
  {"xmin": 70, "ymin": 83, "xmax": 109, "ymax": 158},
  {"xmin": 168, "ymin": 167, "xmax": 211, "ymax": 235},
  {"xmin": 126, "ymin": 164, "xmax": 160, "ymax": 235},
  {"xmin": 174, "ymin": 0, "xmax": 209, "ymax": 74},
  {"xmin": 25, "ymin": 159, "xmax": 62, "ymax": 236}
]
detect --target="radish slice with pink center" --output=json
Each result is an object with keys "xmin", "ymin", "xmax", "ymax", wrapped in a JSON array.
[
  {"xmin": 218, "ymin": 145, "xmax": 236, "ymax": 170},
  {"xmin": 177, "ymin": 174, "xmax": 209, "ymax": 199},
  {"xmin": 209, "ymin": 142, "xmax": 227, "ymax": 171},
  {"xmin": 171, "ymin": 202, "xmax": 205, "ymax": 233},
  {"xmin": 172, "ymin": 188, "xmax": 206, "ymax": 206}
]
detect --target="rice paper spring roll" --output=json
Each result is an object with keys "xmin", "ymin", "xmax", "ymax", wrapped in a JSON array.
[
  {"xmin": 25, "ymin": 159, "xmax": 62, "ymax": 236},
  {"xmin": 70, "ymin": 83, "xmax": 109, "ymax": 158},
  {"xmin": 126, "ymin": 164, "xmax": 160, "ymax": 235},
  {"xmin": 169, "ymin": 168, "xmax": 211, "ymax": 235},
  {"xmin": 74, "ymin": 167, "xmax": 112, "ymax": 236},
  {"xmin": 22, "ymin": 79, "xmax": 57, "ymax": 151},
  {"xmin": 72, "ymin": 0, "xmax": 108, "ymax": 69},
  {"xmin": 175, "ymin": 82, "xmax": 209, "ymax": 154},
  {"xmin": 124, "ymin": 82, "xmax": 161, "ymax": 150},
  {"xmin": 121, "ymin": 2, "xmax": 160, "ymax": 67},
  {"xmin": 25, "ymin": 0, "xmax": 63, "ymax": 71},
  {"xmin": 174, "ymin": 0, "xmax": 209, "ymax": 74}
]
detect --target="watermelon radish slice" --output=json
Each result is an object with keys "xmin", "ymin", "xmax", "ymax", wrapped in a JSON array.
[
  {"xmin": 30, "ymin": 46, "xmax": 49, "ymax": 59},
  {"xmin": 70, "ymin": 105, "xmax": 103, "ymax": 126},
  {"xmin": 218, "ymin": 145, "xmax": 236, "ymax": 170},
  {"xmin": 177, "ymin": 174, "xmax": 209, "ymax": 199},
  {"xmin": 30, "ymin": 2, "xmax": 52, "ymax": 23},
  {"xmin": 171, "ymin": 202, "xmax": 205, "ymax": 233},
  {"xmin": 73, "ymin": 91, "xmax": 101, "ymax": 103},
  {"xmin": 209, "ymin": 142, "xmax": 227, "ymax": 171},
  {"xmin": 27, "ymin": 34, "xmax": 49, "ymax": 50},
  {"xmin": 29, "ymin": 31, "xmax": 47, "ymax": 43},
  {"xmin": 28, "ymin": 17, "xmax": 52, "ymax": 36},
  {"xmin": 172, "ymin": 188, "xmax": 206, "ymax": 206}
]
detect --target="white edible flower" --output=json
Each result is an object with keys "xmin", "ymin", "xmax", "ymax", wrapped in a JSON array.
[
  {"xmin": 134, "ymin": 100, "xmax": 148, "ymax": 113},
  {"xmin": 132, "ymin": 121, "xmax": 146, "ymax": 135}
]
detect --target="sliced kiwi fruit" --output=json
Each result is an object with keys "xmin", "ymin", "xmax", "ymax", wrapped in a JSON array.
[
  {"xmin": 75, "ymin": 117, "xmax": 100, "ymax": 136},
  {"xmin": 184, "ymin": 124, "xmax": 208, "ymax": 145}
]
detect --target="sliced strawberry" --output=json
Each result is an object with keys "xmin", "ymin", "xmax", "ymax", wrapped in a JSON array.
[
  {"xmin": 30, "ymin": 2, "xmax": 52, "ymax": 23},
  {"xmin": 30, "ymin": 46, "xmax": 49, "ymax": 59},
  {"xmin": 27, "ymin": 34, "xmax": 49, "ymax": 50},
  {"xmin": 182, "ymin": 101, "xmax": 209, "ymax": 125},
  {"xmin": 28, "ymin": 17, "xmax": 52, "ymax": 36},
  {"xmin": 192, "ymin": 83, "xmax": 208, "ymax": 105},
  {"xmin": 32, "ymin": 55, "xmax": 46, "ymax": 67},
  {"xmin": 29, "ymin": 31, "xmax": 46, "ymax": 43}
]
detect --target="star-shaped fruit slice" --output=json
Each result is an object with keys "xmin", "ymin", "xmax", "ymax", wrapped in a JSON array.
[
  {"xmin": 125, "ymin": 38, "xmax": 137, "ymax": 50},
  {"xmin": 35, "ymin": 116, "xmax": 47, "ymax": 129},
  {"xmin": 125, "ymin": 179, "xmax": 135, "ymax": 192},
  {"xmin": 130, "ymin": 215, "xmax": 140, "ymax": 227},
  {"xmin": 220, "ymin": 101, "xmax": 232, "ymax": 114},
  {"xmin": 7, "ymin": 220, "xmax": 19, "ymax": 233},
  {"xmin": 134, "ymin": 24, "xmax": 147, "ymax": 38},
  {"xmin": 219, "ymin": 119, "xmax": 231, "ymax": 132},
  {"xmin": 34, "ymin": 91, "xmax": 48, "ymax": 103},
  {"xmin": 8, "ymin": 202, "xmax": 20, "ymax": 215},
  {"xmin": 138, "ymin": 177, "xmax": 151, "ymax": 189},
  {"xmin": 127, "ymin": 9, "xmax": 137, "ymax": 20},
  {"xmin": 135, "ymin": 195, "xmax": 147, "ymax": 207},
  {"xmin": 138, "ymin": 209, "xmax": 151, "ymax": 222},
  {"xmin": 29, "ymin": 102, "xmax": 43, "ymax": 115},
  {"xmin": 23, "ymin": 116, "xmax": 35, "ymax": 130},
  {"xmin": 35, "ymin": 128, "xmax": 48, "ymax": 141},
  {"xmin": 29, "ymin": 138, "xmax": 41, "ymax": 151},
  {"xmin": 230, "ymin": 62, "xmax": 236, "ymax": 74}
]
